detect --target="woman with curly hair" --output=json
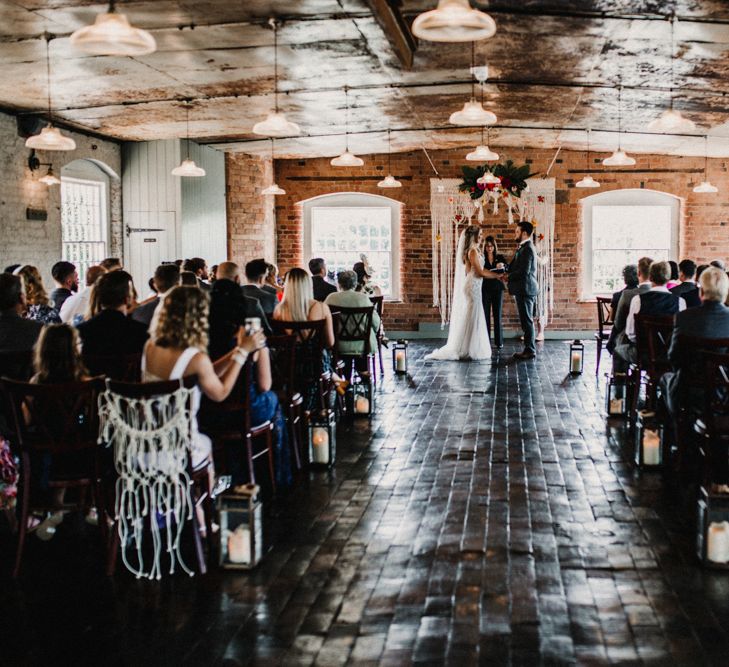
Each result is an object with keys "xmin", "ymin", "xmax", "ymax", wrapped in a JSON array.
[{"xmin": 17, "ymin": 265, "xmax": 61, "ymax": 324}]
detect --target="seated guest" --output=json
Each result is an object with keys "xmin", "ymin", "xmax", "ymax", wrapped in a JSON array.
[
  {"xmin": 132, "ymin": 263, "xmax": 180, "ymax": 329},
  {"xmin": 615, "ymin": 260, "xmax": 686, "ymax": 365},
  {"xmin": 49, "ymin": 261, "xmax": 78, "ymax": 311},
  {"xmin": 696, "ymin": 264, "xmax": 710, "ymax": 281},
  {"xmin": 0, "ymin": 273, "xmax": 43, "ymax": 352},
  {"xmin": 77, "ymin": 271, "xmax": 149, "ymax": 355},
  {"xmin": 183, "ymin": 257, "xmax": 210, "ymax": 290},
  {"xmin": 607, "ymin": 256, "xmax": 652, "ymax": 355},
  {"xmin": 99, "ymin": 257, "xmax": 122, "ymax": 272},
  {"xmin": 611, "ymin": 264, "xmax": 639, "ymax": 316},
  {"xmin": 60, "ymin": 265, "xmax": 106, "ymax": 325},
  {"xmin": 309, "ymin": 257, "xmax": 337, "ymax": 302},
  {"xmin": 670, "ymin": 259, "xmax": 700, "ymax": 308},
  {"xmin": 325, "ymin": 270, "xmax": 381, "ymax": 375},
  {"xmin": 209, "ymin": 264, "xmax": 218, "ymax": 284},
  {"xmin": 711, "ymin": 259, "xmax": 726, "ymax": 271},
  {"xmin": 264, "ymin": 263, "xmax": 282, "ymax": 297},
  {"xmin": 666, "ymin": 261, "xmax": 680, "ymax": 289},
  {"xmin": 242, "ymin": 259, "xmax": 278, "ymax": 316},
  {"xmin": 17, "ymin": 265, "xmax": 60, "ymax": 324},
  {"xmin": 661, "ymin": 267, "xmax": 729, "ymax": 419},
  {"xmin": 179, "ymin": 271, "xmax": 199, "ymax": 286},
  {"xmin": 353, "ymin": 261, "xmax": 382, "ymax": 297},
  {"xmin": 208, "ymin": 261, "xmax": 270, "ymax": 360}
]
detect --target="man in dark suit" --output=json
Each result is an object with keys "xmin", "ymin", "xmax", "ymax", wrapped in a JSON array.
[
  {"xmin": 49, "ymin": 260, "xmax": 79, "ymax": 311},
  {"xmin": 661, "ymin": 267, "xmax": 729, "ymax": 418},
  {"xmin": 183, "ymin": 257, "xmax": 211, "ymax": 291},
  {"xmin": 607, "ymin": 256, "xmax": 653, "ymax": 355},
  {"xmin": 309, "ymin": 257, "xmax": 337, "ymax": 302},
  {"xmin": 242, "ymin": 258, "xmax": 278, "ymax": 317},
  {"xmin": 209, "ymin": 261, "xmax": 270, "ymax": 360},
  {"xmin": 506, "ymin": 221, "xmax": 538, "ymax": 360},
  {"xmin": 132, "ymin": 263, "xmax": 180, "ymax": 329},
  {"xmin": 77, "ymin": 270, "xmax": 149, "ymax": 356},
  {"xmin": 0, "ymin": 273, "xmax": 43, "ymax": 352},
  {"xmin": 670, "ymin": 259, "xmax": 701, "ymax": 309}
]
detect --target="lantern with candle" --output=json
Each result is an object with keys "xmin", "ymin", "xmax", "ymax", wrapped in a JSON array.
[
  {"xmin": 568, "ymin": 340, "xmax": 584, "ymax": 375},
  {"xmin": 605, "ymin": 372, "xmax": 628, "ymax": 417},
  {"xmin": 634, "ymin": 410, "xmax": 663, "ymax": 468},
  {"xmin": 697, "ymin": 486, "xmax": 729, "ymax": 567},
  {"xmin": 308, "ymin": 409, "xmax": 337, "ymax": 468},
  {"xmin": 392, "ymin": 339, "xmax": 409, "ymax": 375},
  {"xmin": 217, "ymin": 484, "xmax": 263, "ymax": 569},
  {"xmin": 352, "ymin": 373, "xmax": 374, "ymax": 418}
]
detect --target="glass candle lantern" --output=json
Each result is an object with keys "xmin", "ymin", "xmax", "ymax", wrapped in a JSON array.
[
  {"xmin": 392, "ymin": 339, "xmax": 408, "ymax": 375},
  {"xmin": 217, "ymin": 483, "xmax": 263, "ymax": 569},
  {"xmin": 352, "ymin": 374, "xmax": 374, "ymax": 417},
  {"xmin": 605, "ymin": 372, "xmax": 628, "ymax": 417},
  {"xmin": 635, "ymin": 410, "xmax": 663, "ymax": 468},
  {"xmin": 569, "ymin": 339, "xmax": 584, "ymax": 375},
  {"xmin": 308, "ymin": 409, "xmax": 337, "ymax": 468}
]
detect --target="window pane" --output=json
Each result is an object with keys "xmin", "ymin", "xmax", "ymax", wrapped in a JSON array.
[{"xmin": 61, "ymin": 178, "xmax": 107, "ymax": 283}]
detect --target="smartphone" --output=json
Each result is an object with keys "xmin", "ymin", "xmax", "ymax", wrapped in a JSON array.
[{"xmin": 244, "ymin": 317, "xmax": 262, "ymax": 335}]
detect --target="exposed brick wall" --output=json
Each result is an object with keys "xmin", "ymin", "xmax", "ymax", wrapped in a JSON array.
[
  {"xmin": 226, "ymin": 153, "xmax": 276, "ymax": 268},
  {"xmin": 0, "ymin": 111, "xmax": 122, "ymax": 286},
  {"xmin": 274, "ymin": 147, "xmax": 729, "ymax": 331}
]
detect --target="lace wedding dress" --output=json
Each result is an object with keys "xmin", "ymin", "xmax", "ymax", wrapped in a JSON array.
[{"xmin": 426, "ymin": 231, "xmax": 492, "ymax": 361}]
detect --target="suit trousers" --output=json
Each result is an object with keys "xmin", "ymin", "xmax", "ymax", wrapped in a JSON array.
[
  {"xmin": 514, "ymin": 294, "xmax": 537, "ymax": 354},
  {"xmin": 482, "ymin": 289, "xmax": 504, "ymax": 347}
]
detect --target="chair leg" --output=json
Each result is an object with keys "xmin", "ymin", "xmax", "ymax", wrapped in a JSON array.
[
  {"xmin": 266, "ymin": 428, "xmax": 276, "ymax": 495},
  {"xmin": 378, "ymin": 342, "xmax": 384, "ymax": 376},
  {"xmin": 190, "ymin": 507, "xmax": 207, "ymax": 575},
  {"xmin": 246, "ymin": 435, "xmax": 257, "ymax": 486},
  {"xmin": 595, "ymin": 339, "xmax": 603, "ymax": 376},
  {"xmin": 13, "ymin": 463, "xmax": 30, "ymax": 578},
  {"xmin": 289, "ymin": 403, "xmax": 302, "ymax": 471}
]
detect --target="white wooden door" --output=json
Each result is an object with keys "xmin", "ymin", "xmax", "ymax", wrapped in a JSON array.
[{"xmin": 125, "ymin": 211, "xmax": 177, "ymax": 294}]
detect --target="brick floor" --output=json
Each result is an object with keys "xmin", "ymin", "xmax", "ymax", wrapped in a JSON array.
[{"xmin": 3, "ymin": 340, "xmax": 729, "ymax": 666}]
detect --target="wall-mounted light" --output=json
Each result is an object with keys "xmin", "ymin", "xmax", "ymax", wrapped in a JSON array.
[{"xmin": 28, "ymin": 149, "xmax": 60, "ymax": 186}]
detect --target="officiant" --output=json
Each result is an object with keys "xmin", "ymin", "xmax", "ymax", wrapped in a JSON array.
[{"xmin": 481, "ymin": 234, "xmax": 508, "ymax": 349}]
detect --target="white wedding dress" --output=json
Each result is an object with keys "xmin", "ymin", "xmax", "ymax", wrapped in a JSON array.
[{"xmin": 427, "ymin": 231, "xmax": 492, "ymax": 361}]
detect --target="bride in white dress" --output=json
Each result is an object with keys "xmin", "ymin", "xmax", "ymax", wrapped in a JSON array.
[{"xmin": 427, "ymin": 226, "xmax": 501, "ymax": 361}]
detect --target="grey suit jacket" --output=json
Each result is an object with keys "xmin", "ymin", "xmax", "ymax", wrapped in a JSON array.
[
  {"xmin": 241, "ymin": 284, "xmax": 278, "ymax": 316},
  {"xmin": 607, "ymin": 283, "xmax": 651, "ymax": 352},
  {"xmin": 0, "ymin": 309, "xmax": 43, "ymax": 352},
  {"xmin": 507, "ymin": 240, "xmax": 538, "ymax": 297}
]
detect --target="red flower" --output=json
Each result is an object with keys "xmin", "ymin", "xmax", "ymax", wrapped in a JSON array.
[
  {"xmin": 470, "ymin": 187, "xmax": 476, "ymax": 192},
  {"xmin": 537, "ymin": 195, "xmax": 545, "ymax": 202},
  {"xmin": 500, "ymin": 177, "xmax": 512, "ymax": 190},
  {"xmin": 485, "ymin": 183, "xmax": 497, "ymax": 191},
  {"xmin": 538, "ymin": 233, "xmax": 544, "ymax": 241},
  {"xmin": 455, "ymin": 214, "xmax": 462, "ymax": 221},
  {"xmin": 477, "ymin": 182, "xmax": 486, "ymax": 190}
]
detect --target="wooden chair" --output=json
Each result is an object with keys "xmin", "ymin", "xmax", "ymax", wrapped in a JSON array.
[
  {"xmin": 0, "ymin": 349, "xmax": 34, "ymax": 381},
  {"xmin": 369, "ymin": 295, "xmax": 385, "ymax": 376},
  {"xmin": 82, "ymin": 352, "xmax": 142, "ymax": 382},
  {"xmin": 267, "ymin": 334, "xmax": 305, "ymax": 471},
  {"xmin": 594, "ymin": 296, "xmax": 614, "ymax": 375},
  {"xmin": 101, "ymin": 374, "xmax": 212, "ymax": 576},
  {"xmin": 701, "ymin": 352, "xmax": 729, "ymax": 487},
  {"xmin": 328, "ymin": 305, "xmax": 376, "ymax": 386},
  {"xmin": 1, "ymin": 377, "xmax": 105, "ymax": 577}
]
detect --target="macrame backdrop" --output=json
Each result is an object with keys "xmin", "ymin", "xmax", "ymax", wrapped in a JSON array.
[{"xmin": 430, "ymin": 176, "xmax": 556, "ymax": 326}]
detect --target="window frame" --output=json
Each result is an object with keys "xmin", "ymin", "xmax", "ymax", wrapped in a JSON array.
[
  {"xmin": 580, "ymin": 188, "xmax": 680, "ymax": 301},
  {"xmin": 302, "ymin": 192, "xmax": 401, "ymax": 300}
]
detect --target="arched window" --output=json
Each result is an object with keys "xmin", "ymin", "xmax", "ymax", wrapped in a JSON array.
[
  {"xmin": 302, "ymin": 192, "xmax": 401, "ymax": 299},
  {"xmin": 61, "ymin": 159, "xmax": 113, "ymax": 282},
  {"xmin": 581, "ymin": 189, "xmax": 680, "ymax": 299}
]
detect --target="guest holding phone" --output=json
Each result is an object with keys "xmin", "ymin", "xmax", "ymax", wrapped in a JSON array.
[{"xmin": 481, "ymin": 234, "xmax": 508, "ymax": 349}]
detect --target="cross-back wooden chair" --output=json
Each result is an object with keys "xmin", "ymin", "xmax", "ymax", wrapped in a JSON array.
[
  {"xmin": 328, "ymin": 305, "xmax": 375, "ymax": 387},
  {"xmin": 702, "ymin": 352, "xmax": 729, "ymax": 488},
  {"xmin": 369, "ymin": 295, "xmax": 385, "ymax": 376},
  {"xmin": 594, "ymin": 296, "xmax": 614, "ymax": 375}
]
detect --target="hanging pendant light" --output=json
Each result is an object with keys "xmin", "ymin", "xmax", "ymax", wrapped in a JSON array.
[
  {"xmin": 412, "ymin": 0, "xmax": 496, "ymax": 43},
  {"xmin": 648, "ymin": 15, "xmax": 695, "ymax": 133},
  {"xmin": 25, "ymin": 36, "xmax": 76, "ymax": 152},
  {"xmin": 253, "ymin": 19, "xmax": 301, "ymax": 137},
  {"xmin": 603, "ymin": 87, "xmax": 635, "ymax": 166},
  {"xmin": 171, "ymin": 102, "xmax": 205, "ymax": 177},
  {"xmin": 69, "ymin": 1, "xmax": 156, "ymax": 56},
  {"xmin": 378, "ymin": 130, "xmax": 402, "ymax": 188},
  {"xmin": 576, "ymin": 129, "xmax": 600, "ymax": 188},
  {"xmin": 331, "ymin": 86, "xmax": 364, "ymax": 167},
  {"xmin": 477, "ymin": 170, "xmax": 500, "ymax": 186},
  {"xmin": 39, "ymin": 166, "xmax": 61, "ymax": 186},
  {"xmin": 694, "ymin": 135, "xmax": 718, "ymax": 193},
  {"xmin": 261, "ymin": 138, "xmax": 286, "ymax": 195},
  {"xmin": 466, "ymin": 127, "xmax": 499, "ymax": 161},
  {"xmin": 450, "ymin": 42, "xmax": 496, "ymax": 126}
]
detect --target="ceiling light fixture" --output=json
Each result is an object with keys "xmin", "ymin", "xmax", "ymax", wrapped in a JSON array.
[
  {"xmin": 694, "ymin": 135, "xmax": 718, "ymax": 193},
  {"xmin": 253, "ymin": 19, "xmax": 301, "ymax": 137},
  {"xmin": 25, "ymin": 36, "xmax": 76, "ymax": 152},
  {"xmin": 331, "ymin": 86, "xmax": 364, "ymax": 167},
  {"xmin": 603, "ymin": 86, "xmax": 635, "ymax": 166},
  {"xmin": 69, "ymin": 0, "xmax": 156, "ymax": 56},
  {"xmin": 576, "ymin": 129, "xmax": 600, "ymax": 188},
  {"xmin": 171, "ymin": 102, "xmax": 205, "ymax": 177},
  {"xmin": 450, "ymin": 42, "xmax": 496, "ymax": 126},
  {"xmin": 466, "ymin": 126, "xmax": 499, "ymax": 161},
  {"xmin": 477, "ymin": 170, "xmax": 500, "ymax": 186},
  {"xmin": 378, "ymin": 130, "xmax": 402, "ymax": 188},
  {"xmin": 261, "ymin": 138, "xmax": 286, "ymax": 195},
  {"xmin": 412, "ymin": 0, "xmax": 496, "ymax": 43},
  {"xmin": 647, "ymin": 15, "xmax": 695, "ymax": 133}
]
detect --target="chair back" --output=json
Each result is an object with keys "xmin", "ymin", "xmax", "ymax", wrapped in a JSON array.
[
  {"xmin": 704, "ymin": 352, "xmax": 729, "ymax": 435},
  {"xmin": 677, "ymin": 335, "xmax": 729, "ymax": 395},
  {"xmin": 0, "ymin": 349, "xmax": 34, "ymax": 381},
  {"xmin": 634, "ymin": 314, "xmax": 673, "ymax": 371},
  {"xmin": 83, "ymin": 352, "xmax": 142, "ymax": 382},
  {"xmin": 271, "ymin": 319, "xmax": 327, "ymax": 395},
  {"xmin": 596, "ymin": 296, "xmax": 614, "ymax": 336},
  {"xmin": 328, "ymin": 305, "xmax": 375, "ymax": 356},
  {"xmin": 271, "ymin": 318, "xmax": 326, "ymax": 346},
  {"xmin": 1, "ymin": 378, "xmax": 101, "ymax": 455},
  {"xmin": 267, "ymin": 334, "xmax": 297, "ymax": 397},
  {"xmin": 199, "ymin": 360, "xmax": 257, "ymax": 437},
  {"xmin": 370, "ymin": 295, "xmax": 384, "ymax": 326}
]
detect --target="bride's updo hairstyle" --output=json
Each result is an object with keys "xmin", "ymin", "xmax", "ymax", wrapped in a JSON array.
[{"xmin": 462, "ymin": 225, "xmax": 481, "ymax": 263}]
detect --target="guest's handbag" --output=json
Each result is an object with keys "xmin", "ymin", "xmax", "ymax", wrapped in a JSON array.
[{"xmin": 0, "ymin": 436, "xmax": 18, "ymax": 510}]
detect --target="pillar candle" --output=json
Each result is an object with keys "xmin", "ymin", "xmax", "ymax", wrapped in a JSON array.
[
  {"xmin": 642, "ymin": 429, "xmax": 661, "ymax": 465},
  {"xmin": 609, "ymin": 398, "xmax": 624, "ymax": 415},
  {"xmin": 395, "ymin": 351, "xmax": 406, "ymax": 372},
  {"xmin": 311, "ymin": 427, "xmax": 330, "ymax": 464},
  {"xmin": 228, "ymin": 525, "xmax": 251, "ymax": 564},
  {"xmin": 707, "ymin": 521, "xmax": 729, "ymax": 563},
  {"xmin": 355, "ymin": 396, "xmax": 370, "ymax": 414},
  {"xmin": 570, "ymin": 351, "xmax": 582, "ymax": 373}
]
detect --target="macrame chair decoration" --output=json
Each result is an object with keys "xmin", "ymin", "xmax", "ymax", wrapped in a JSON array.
[{"xmin": 98, "ymin": 379, "xmax": 198, "ymax": 580}]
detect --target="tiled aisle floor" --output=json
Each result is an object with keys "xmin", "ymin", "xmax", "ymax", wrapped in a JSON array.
[{"xmin": 3, "ymin": 340, "xmax": 729, "ymax": 666}]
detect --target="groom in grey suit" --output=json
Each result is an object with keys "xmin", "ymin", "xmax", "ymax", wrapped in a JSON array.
[{"xmin": 506, "ymin": 221, "xmax": 538, "ymax": 359}]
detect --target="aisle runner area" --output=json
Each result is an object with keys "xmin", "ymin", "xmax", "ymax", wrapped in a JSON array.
[{"xmin": 3, "ymin": 341, "xmax": 729, "ymax": 665}]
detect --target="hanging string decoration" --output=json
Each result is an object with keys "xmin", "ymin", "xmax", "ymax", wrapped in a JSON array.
[
  {"xmin": 98, "ymin": 383, "xmax": 197, "ymax": 580},
  {"xmin": 518, "ymin": 177, "xmax": 556, "ymax": 324}
]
